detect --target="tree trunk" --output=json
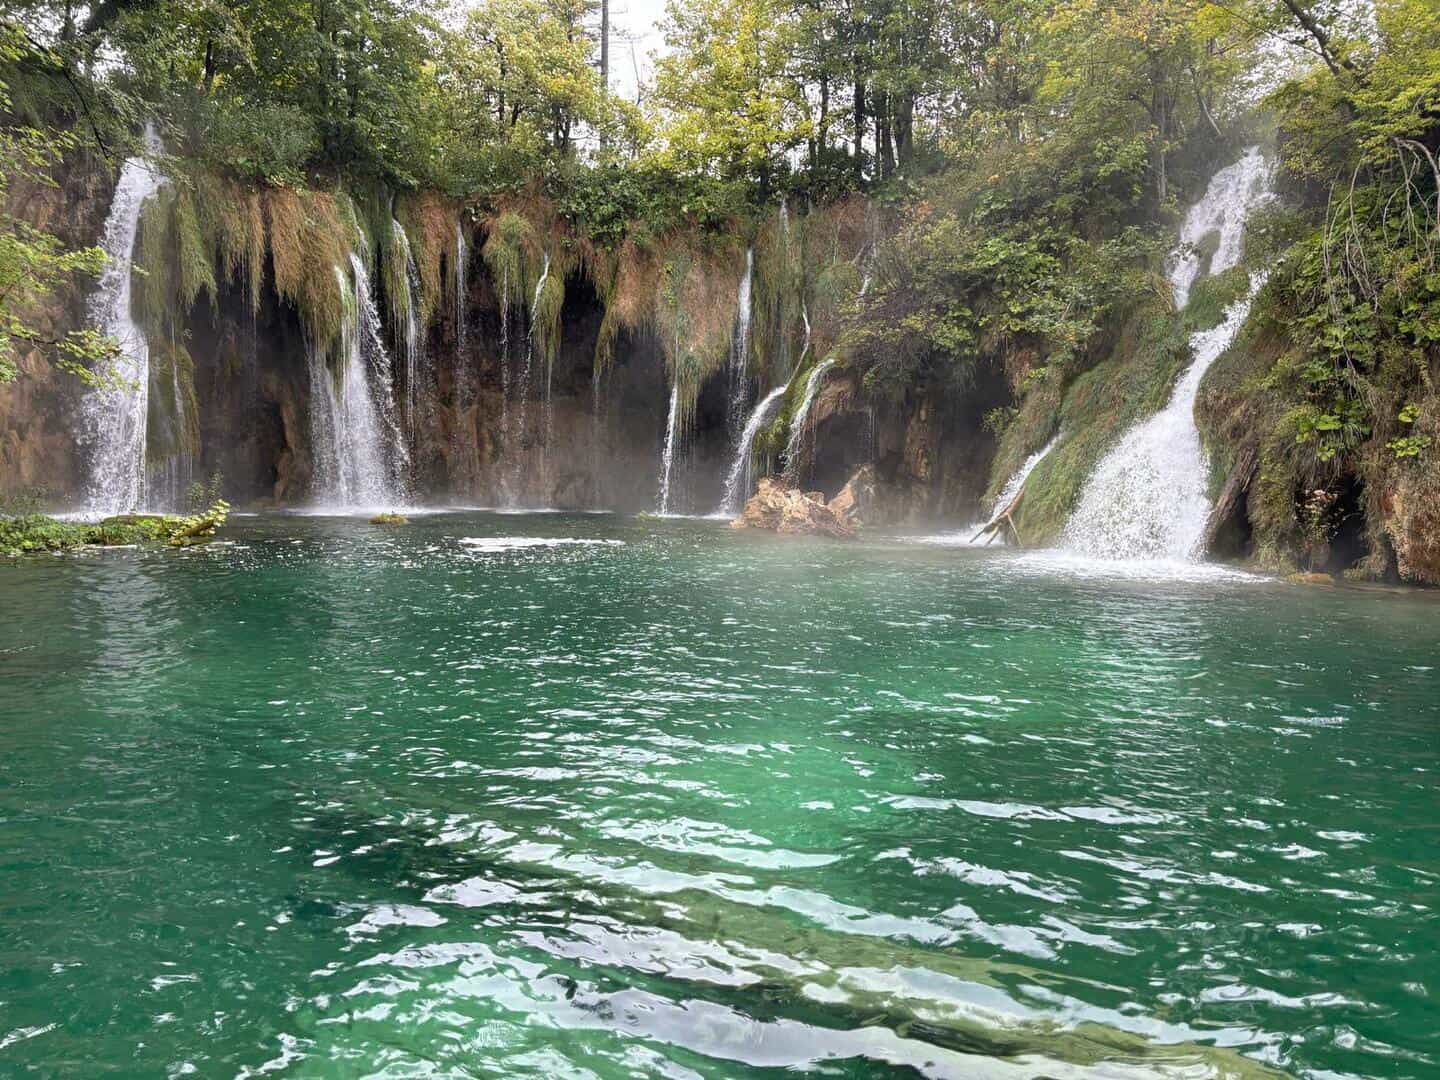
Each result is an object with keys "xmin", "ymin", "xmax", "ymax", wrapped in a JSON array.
[
  {"xmin": 852, "ymin": 67, "xmax": 866, "ymax": 184},
  {"xmin": 895, "ymin": 93, "xmax": 914, "ymax": 170},
  {"xmin": 1279, "ymin": 0, "xmax": 1354, "ymax": 79}
]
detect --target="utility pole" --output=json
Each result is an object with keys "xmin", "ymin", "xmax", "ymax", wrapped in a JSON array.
[{"xmin": 597, "ymin": 0, "xmax": 610, "ymax": 150}]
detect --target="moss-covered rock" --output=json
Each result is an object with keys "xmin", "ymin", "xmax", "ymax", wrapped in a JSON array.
[{"xmin": 0, "ymin": 501, "xmax": 230, "ymax": 557}]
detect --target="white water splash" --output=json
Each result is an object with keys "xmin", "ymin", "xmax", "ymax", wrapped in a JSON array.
[
  {"xmin": 783, "ymin": 358, "xmax": 837, "ymax": 482},
  {"xmin": 656, "ymin": 384, "xmax": 682, "ymax": 514},
  {"xmin": 719, "ymin": 385, "xmax": 787, "ymax": 514},
  {"xmin": 1064, "ymin": 148, "xmax": 1274, "ymax": 562},
  {"xmin": 993, "ymin": 436, "xmax": 1061, "ymax": 516},
  {"xmin": 308, "ymin": 256, "xmax": 407, "ymax": 509},
  {"xmin": 79, "ymin": 124, "xmax": 166, "ymax": 514}
]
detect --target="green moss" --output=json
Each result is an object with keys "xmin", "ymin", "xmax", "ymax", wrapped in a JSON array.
[
  {"xmin": 481, "ymin": 211, "xmax": 537, "ymax": 309},
  {"xmin": 0, "ymin": 515, "xmax": 94, "ymax": 554},
  {"xmin": 0, "ymin": 502, "xmax": 229, "ymax": 556},
  {"xmin": 988, "ymin": 295, "xmax": 1193, "ymax": 544},
  {"xmin": 146, "ymin": 339, "xmax": 202, "ymax": 466},
  {"xmin": 134, "ymin": 188, "xmax": 177, "ymax": 333},
  {"xmin": 1180, "ymin": 265, "xmax": 1250, "ymax": 332},
  {"xmin": 173, "ymin": 186, "xmax": 217, "ymax": 312}
]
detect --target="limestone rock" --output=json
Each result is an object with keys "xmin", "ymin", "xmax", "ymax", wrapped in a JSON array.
[
  {"xmin": 1387, "ymin": 464, "xmax": 1440, "ymax": 585},
  {"xmin": 732, "ymin": 478, "xmax": 857, "ymax": 539},
  {"xmin": 827, "ymin": 465, "xmax": 877, "ymax": 527}
]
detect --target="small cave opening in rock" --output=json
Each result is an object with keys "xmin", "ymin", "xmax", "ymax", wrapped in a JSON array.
[{"xmin": 1322, "ymin": 476, "xmax": 1370, "ymax": 577}]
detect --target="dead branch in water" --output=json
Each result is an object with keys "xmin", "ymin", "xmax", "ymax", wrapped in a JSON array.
[{"xmin": 971, "ymin": 489, "xmax": 1024, "ymax": 548}]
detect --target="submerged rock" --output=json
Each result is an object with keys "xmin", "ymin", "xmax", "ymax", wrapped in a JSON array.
[{"xmin": 732, "ymin": 478, "xmax": 857, "ymax": 539}]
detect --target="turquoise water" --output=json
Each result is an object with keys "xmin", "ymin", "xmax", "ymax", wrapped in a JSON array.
[{"xmin": 1, "ymin": 513, "xmax": 1436, "ymax": 1078}]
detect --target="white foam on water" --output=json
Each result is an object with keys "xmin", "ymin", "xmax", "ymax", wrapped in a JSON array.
[
  {"xmin": 1013, "ymin": 550, "xmax": 1265, "ymax": 586},
  {"xmin": 458, "ymin": 537, "xmax": 626, "ymax": 553}
]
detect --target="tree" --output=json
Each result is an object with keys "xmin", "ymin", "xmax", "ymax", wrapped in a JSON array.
[
  {"xmin": 0, "ymin": 26, "xmax": 112, "ymax": 384},
  {"xmin": 653, "ymin": 0, "xmax": 811, "ymax": 192}
]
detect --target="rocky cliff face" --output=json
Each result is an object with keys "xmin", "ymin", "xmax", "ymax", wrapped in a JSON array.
[
  {"xmin": 6, "ymin": 163, "xmax": 1437, "ymax": 585},
  {"xmin": 0, "ymin": 152, "xmax": 113, "ymax": 500}
]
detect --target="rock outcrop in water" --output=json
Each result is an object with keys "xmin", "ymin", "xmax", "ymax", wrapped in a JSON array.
[
  {"xmin": 827, "ymin": 464, "xmax": 877, "ymax": 527},
  {"xmin": 732, "ymin": 478, "xmax": 858, "ymax": 538}
]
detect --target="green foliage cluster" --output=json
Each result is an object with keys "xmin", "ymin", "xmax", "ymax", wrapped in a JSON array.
[
  {"xmin": 0, "ymin": 26, "xmax": 112, "ymax": 384},
  {"xmin": 0, "ymin": 500, "xmax": 230, "ymax": 556},
  {"xmin": 1192, "ymin": 0, "xmax": 1440, "ymax": 573}
]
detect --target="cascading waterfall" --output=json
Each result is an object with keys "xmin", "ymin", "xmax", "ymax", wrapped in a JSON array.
[
  {"xmin": 79, "ymin": 124, "xmax": 166, "ymax": 514},
  {"xmin": 1064, "ymin": 147, "xmax": 1275, "ymax": 561},
  {"xmin": 308, "ymin": 255, "xmax": 407, "ymax": 508},
  {"xmin": 992, "ymin": 436, "xmax": 1061, "ymax": 516},
  {"xmin": 656, "ymin": 384, "xmax": 682, "ymax": 515},
  {"xmin": 783, "ymin": 357, "xmax": 837, "ymax": 482},
  {"xmin": 719, "ymin": 385, "xmax": 787, "ymax": 514}
]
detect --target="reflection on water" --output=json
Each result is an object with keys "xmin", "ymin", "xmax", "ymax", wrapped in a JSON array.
[{"xmin": 0, "ymin": 512, "xmax": 1436, "ymax": 1078}]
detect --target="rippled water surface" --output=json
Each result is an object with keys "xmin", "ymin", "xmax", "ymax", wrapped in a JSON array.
[{"xmin": 2, "ymin": 513, "xmax": 1436, "ymax": 1078}]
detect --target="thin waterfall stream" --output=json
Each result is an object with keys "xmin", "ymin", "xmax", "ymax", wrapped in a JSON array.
[
  {"xmin": 993, "ymin": 435, "xmax": 1061, "ymax": 515},
  {"xmin": 390, "ymin": 220, "xmax": 423, "ymax": 445},
  {"xmin": 506, "ymin": 253, "xmax": 550, "ymax": 502},
  {"xmin": 724, "ymin": 249, "xmax": 755, "ymax": 442},
  {"xmin": 655, "ymin": 384, "xmax": 681, "ymax": 514},
  {"xmin": 718, "ymin": 385, "xmax": 787, "ymax": 514},
  {"xmin": 783, "ymin": 357, "xmax": 837, "ymax": 483}
]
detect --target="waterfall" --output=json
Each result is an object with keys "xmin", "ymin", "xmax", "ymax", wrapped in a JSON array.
[
  {"xmin": 79, "ymin": 124, "xmax": 166, "ymax": 515},
  {"xmin": 390, "ymin": 220, "xmax": 422, "ymax": 436},
  {"xmin": 725, "ymin": 249, "xmax": 755, "ymax": 440},
  {"xmin": 992, "ymin": 436, "xmax": 1060, "ymax": 515},
  {"xmin": 1063, "ymin": 148, "xmax": 1274, "ymax": 561},
  {"xmin": 1169, "ymin": 147, "xmax": 1270, "ymax": 310},
  {"xmin": 308, "ymin": 256, "xmax": 407, "ymax": 509},
  {"xmin": 497, "ymin": 266, "xmax": 512, "ymax": 500},
  {"xmin": 719, "ymin": 385, "xmax": 787, "ymax": 514},
  {"xmin": 507, "ymin": 253, "xmax": 550, "ymax": 502},
  {"xmin": 656, "ymin": 384, "xmax": 681, "ymax": 515},
  {"xmin": 783, "ymin": 357, "xmax": 837, "ymax": 482},
  {"xmin": 453, "ymin": 220, "xmax": 469, "ymax": 353}
]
